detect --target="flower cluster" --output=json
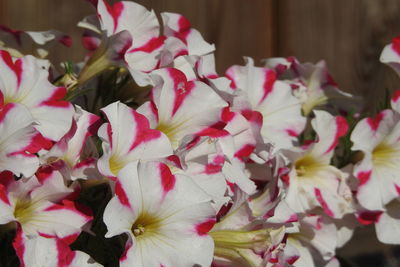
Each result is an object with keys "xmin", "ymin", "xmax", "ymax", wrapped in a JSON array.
[{"xmin": 1, "ymin": 1, "xmax": 400, "ymax": 266}]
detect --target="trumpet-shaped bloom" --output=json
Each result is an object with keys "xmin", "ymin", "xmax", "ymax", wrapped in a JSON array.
[
  {"xmin": 210, "ymin": 187, "xmax": 288, "ymax": 267},
  {"xmin": 41, "ymin": 106, "xmax": 101, "ymax": 180},
  {"xmin": 0, "ymin": 168, "xmax": 91, "ymax": 238},
  {"xmin": 284, "ymin": 111, "xmax": 352, "ymax": 218},
  {"xmin": 357, "ymin": 200, "xmax": 400, "ymax": 244},
  {"xmin": 163, "ymin": 153, "xmax": 229, "ymax": 212},
  {"xmin": 226, "ymin": 57, "xmax": 306, "ymax": 150},
  {"xmin": 265, "ymin": 57, "xmax": 358, "ymax": 116},
  {"xmin": 351, "ymin": 109, "xmax": 400, "ymax": 210},
  {"xmin": 0, "ymin": 103, "xmax": 39, "ymax": 177},
  {"xmin": 103, "ymin": 161, "xmax": 215, "ymax": 267},
  {"xmin": 287, "ymin": 215, "xmax": 338, "ymax": 267},
  {"xmin": 380, "ymin": 36, "xmax": 400, "ymax": 77},
  {"xmin": 161, "ymin": 12, "xmax": 215, "ymax": 57},
  {"xmin": 0, "ymin": 50, "xmax": 74, "ymax": 141},
  {"xmin": 137, "ymin": 68, "xmax": 227, "ymax": 150},
  {"xmin": 98, "ymin": 0, "xmax": 164, "ymax": 77},
  {"xmin": 78, "ymin": 0, "xmax": 163, "ymax": 85},
  {"xmin": 97, "ymin": 101, "xmax": 172, "ymax": 178},
  {"xmin": 13, "ymin": 234, "xmax": 101, "ymax": 267}
]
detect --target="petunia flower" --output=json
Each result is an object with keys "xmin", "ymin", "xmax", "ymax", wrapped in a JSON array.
[
  {"xmin": 264, "ymin": 57, "xmax": 358, "ymax": 116},
  {"xmin": 157, "ymin": 13, "xmax": 215, "ymax": 71},
  {"xmin": 137, "ymin": 67, "xmax": 227, "ymax": 150},
  {"xmin": 161, "ymin": 12, "xmax": 215, "ymax": 58},
  {"xmin": 0, "ymin": 168, "xmax": 91, "ymax": 239},
  {"xmin": 78, "ymin": 0, "xmax": 164, "ymax": 85},
  {"xmin": 284, "ymin": 110, "xmax": 353, "ymax": 218},
  {"xmin": 103, "ymin": 161, "xmax": 216, "ymax": 267},
  {"xmin": 40, "ymin": 106, "xmax": 101, "ymax": 181},
  {"xmin": 226, "ymin": 57, "xmax": 306, "ymax": 151},
  {"xmin": 351, "ymin": 108, "xmax": 400, "ymax": 211},
  {"xmin": 380, "ymin": 36, "xmax": 400, "ymax": 77},
  {"xmin": 13, "ymin": 234, "xmax": 101, "ymax": 267},
  {"xmin": 357, "ymin": 199, "xmax": 400, "ymax": 244},
  {"xmin": 210, "ymin": 186, "xmax": 288, "ymax": 267},
  {"xmin": 97, "ymin": 101, "xmax": 172, "ymax": 178},
  {"xmin": 286, "ymin": 215, "xmax": 338, "ymax": 267},
  {"xmin": 0, "ymin": 50, "xmax": 74, "ymax": 141},
  {"xmin": 0, "ymin": 103, "xmax": 39, "ymax": 177}
]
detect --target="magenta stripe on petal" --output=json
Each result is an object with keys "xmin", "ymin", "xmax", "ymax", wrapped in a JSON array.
[
  {"xmin": 12, "ymin": 227, "xmax": 26, "ymax": 267},
  {"xmin": 357, "ymin": 211, "xmax": 383, "ymax": 225},
  {"xmin": 129, "ymin": 110, "xmax": 161, "ymax": 151},
  {"xmin": 392, "ymin": 90, "xmax": 400, "ymax": 103},
  {"xmin": 104, "ymin": 1, "xmax": 124, "ymax": 33},
  {"xmin": 0, "ymin": 171, "xmax": 14, "ymax": 187},
  {"xmin": 35, "ymin": 165, "xmax": 55, "ymax": 183},
  {"xmin": 260, "ymin": 69, "xmax": 276, "ymax": 103},
  {"xmin": 120, "ymin": 242, "xmax": 133, "ymax": 262},
  {"xmin": 59, "ymin": 35, "xmax": 72, "ymax": 47},
  {"xmin": 391, "ymin": 36, "xmax": 400, "ymax": 55},
  {"xmin": 115, "ymin": 181, "xmax": 131, "ymax": 208},
  {"xmin": 357, "ymin": 171, "xmax": 372, "ymax": 187},
  {"xmin": 160, "ymin": 163, "xmax": 176, "ymax": 193},
  {"xmin": 168, "ymin": 69, "xmax": 194, "ymax": 116},
  {"xmin": 129, "ymin": 36, "xmax": 166, "ymax": 53},
  {"xmin": 367, "ymin": 112, "xmax": 385, "ymax": 131},
  {"xmin": 0, "ymin": 103, "xmax": 15, "ymax": 123},
  {"xmin": 195, "ymin": 219, "xmax": 216, "ymax": 236},
  {"xmin": 234, "ymin": 144, "xmax": 255, "ymax": 159},
  {"xmin": 39, "ymin": 87, "xmax": 71, "ymax": 108},
  {"xmin": 241, "ymin": 109, "xmax": 263, "ymax": 126},
  {"xmin": 325, "ymin": 116, "xmax": 348, "ymax": 154},
  {"xmin": 0, "ymin": 184, "xmax": 10, "ymax": 205},
  {"xmin": 0, "ymin": 50, "xmax": 23, "ymax": 86},
  {"xmin": 314, "ymin": 188, "xmax": 334, "ymax": 217},
  {"xmin": 56, "ymin": 238, "xmax": 75, "ymax": 267}
]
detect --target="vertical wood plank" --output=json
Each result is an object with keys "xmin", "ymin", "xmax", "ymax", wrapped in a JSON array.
[
  {"xmin": 0, "ymin": 0, "xmax": 94, "ymax": 64},
  {"xmin": 277, "ymin": 0, "xmax": 400, "ymax": 111},
  {"xmin": 0, "ymin": 0, "xmax": 276, "ymax": 74}
]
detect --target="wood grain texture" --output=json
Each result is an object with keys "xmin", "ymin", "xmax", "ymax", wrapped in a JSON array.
[
  {"xmin": 0, "ymin": 0, "xmax": 94, "ymax": 64},
  {"xmin": 0, "ymin": 0, "xmax": 275, "ymax": 74},
  {"xmin": 277, "ymin": 0, "xmax": 400, "ymax": 111}
]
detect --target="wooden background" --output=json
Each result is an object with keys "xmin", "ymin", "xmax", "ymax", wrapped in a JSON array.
[
  {"xmin": 1, "ymin": 0, "xmax": 400, "ymax": 265},
  {"xmin": 2, "ymin": 0, "xmax": 400, "ymax": 109}
]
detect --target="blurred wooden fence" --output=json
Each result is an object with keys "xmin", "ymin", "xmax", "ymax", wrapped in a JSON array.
[{"xmin": 2, "ymin": 0, "xmax": 400, "ymax": 110}]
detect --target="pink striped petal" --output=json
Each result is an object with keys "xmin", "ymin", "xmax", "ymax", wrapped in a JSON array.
[
  {"xmin": 14, "ymin": 233, "xmax": 101, "ymax": 267},
  {"xmin": 104, "ymin": 161, "xmax": 215, "ymax": 267},
  {"xmin": 42, "ymin": 106, "xmax": 101, "ymax": 180},
  {"xmin": 3, "ymin": 169, "xmax": 91, "ymax": 238},
  {"xmin": 0, "ymin": 103, "xmax": 39, "ymax": 177},
  {"xmin": 0, "ymin": 50, "xmax": 74, "ymax": 141},
  {"xmin": 97, "ymin": 0, "xmax": 159, "ymax": 46},
  {"xmin": 352, "ymin": 109, "xmax": 400, "ymax": 210},
  {"xmin": 141, "ymin": 68, "xmax": 227, "ymax": 150},
  {"xmin": 311, "ymin": 110, "xmax": 348, "ymax": 156},
  {"xmin": 227, "ymin": 57, "xmax": 306, "ymax": 150},
  {"xmin": 380, "ymin": 36, "xmax": 400, "ymax": 77},
  {"xmin": 97, "ymin": 101, "xmax": 172, "ymax": 178},
  {"xmin": 161, "ymin": 12, "xmax": 215, "ymax": 56},
  {"xmin": 375, "ymin": 201, "xmax": 400, "ymax": 244}
]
